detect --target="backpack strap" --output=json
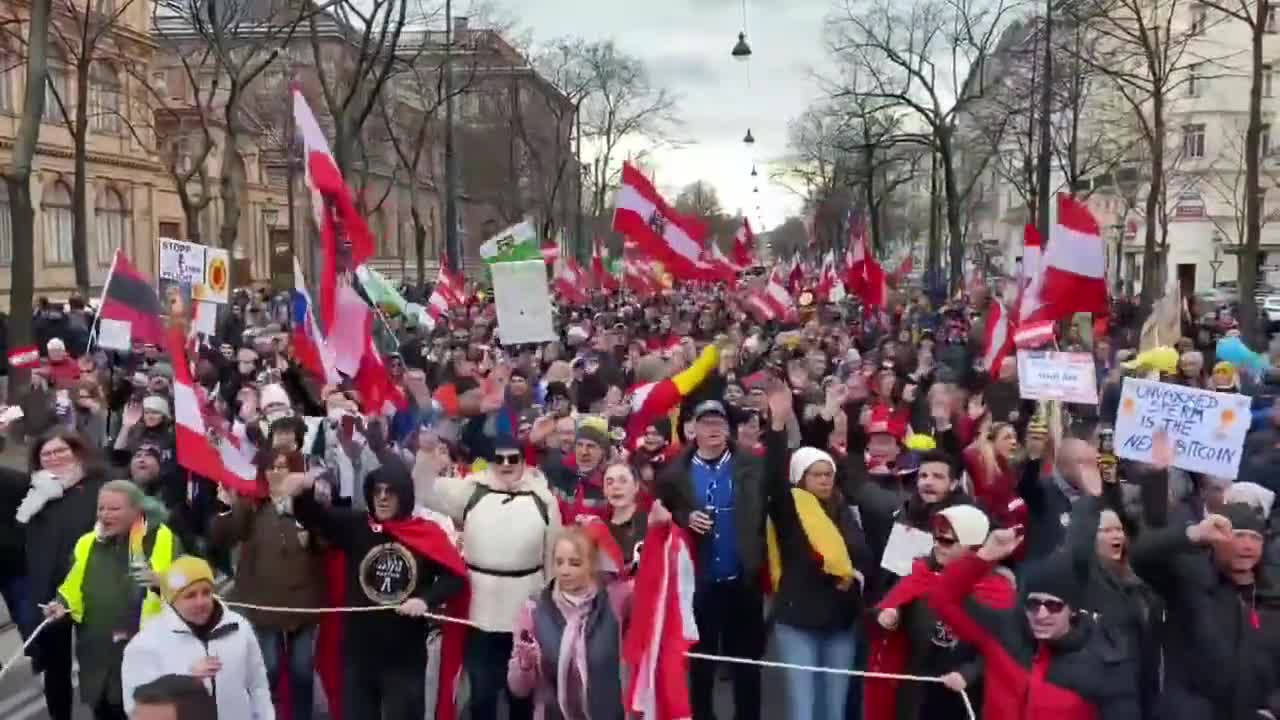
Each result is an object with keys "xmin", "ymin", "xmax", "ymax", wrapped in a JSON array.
[{"xmin": 463, "ymin": 484, "xmax": 550, "ymax": 526}]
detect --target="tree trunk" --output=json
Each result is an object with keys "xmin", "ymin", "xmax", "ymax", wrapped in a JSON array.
[
  {"xmin": 7, "ymin": 0, "xmax": 52, "ymax": 386},
  {"xmin": 1240, "ymin": 5, "xmax": 1265, "ymax": 344},
  {"xmin": 72, "ymin": 59, "xmax": 91, "ymax": 294},
  {"xmin": 412, "ymin": 206, "xmax": 427, "ymax": 285},
  {"xmin": 1140, "ymin": 94, "xmax": 1165, "ymax": 309},
  {"xmin": 939, "ymin": 129, "xmax": 965, "ymax": 294},
  {"xmin": 179, "ymin": 191, "xmax": 202, "ymax": 245},
  {"xmin": 218, "ymin": 137, "xmax": 245, "ymax": 252}
]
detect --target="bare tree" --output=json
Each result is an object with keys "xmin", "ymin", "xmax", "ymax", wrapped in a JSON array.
[
  {"xmin": 674, "ymin": 180, "xmax": 737, "ymax": 244},
  {"xmin": 1198, "ymin": 121, "xmax": 1280, "ymax": 267},
  {"xmin": 1069, "ymin": 0, "xmax": 1215, "ymax": 307},
  {"xmin": 579, "ymin": 41, "xmax": 678, "ymax": 231},
  {"xmin": 4, "ymin": 0, "xmax": 53, "ymax": 367},
  {"xmin": 828, "ymin": 0, "xmax": 1024, "ymax": 292}
]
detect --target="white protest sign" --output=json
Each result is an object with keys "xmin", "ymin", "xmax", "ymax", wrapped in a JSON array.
[
  {"xmin": 192, "ymin": 301, "xmax": 218, "ymax": 337},
  {"xmin": 96, "ymin": 318, "xmax": 132, "ymax": 351},
  {"xmin": 490, "ymin": 260, "xmax": 556, "ymax": 345},
  {"xmin": 194, "ymin": 248, "xmax": 230, "ymax": 303},
  {"xmin": 1016, "ymin": 351, "xmax": 1098, "ymax": 404},
  {"xmin": 159, "ymin": 238, "xmax": 231, "ymax": 305},
  {"xmin": 880, "ymin": 522, "xmax": 935, "ymax": 576},
  {"xmin": 1114, "ymin": 377, "xmax": 1251, "ymax": 478}
]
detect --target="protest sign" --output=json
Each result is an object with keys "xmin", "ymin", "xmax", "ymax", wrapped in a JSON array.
[
  {"xmin": 1114, "ymin": 377, "xmax": 1251, "ymax": 478},
  {"xmin": 490, "ymin": 260, "xmax": 556, "ymax": 344},
  {"xmin": 158, "ymin": 238, "xmax": 230, "ymax": 305},
  {"xmin": 96, "ymin": 319, "xmax": 132, "ymax": 351},
  {"xmin": 1016, "ymin": 351, "xmax": 1098, "ymax": 404}
]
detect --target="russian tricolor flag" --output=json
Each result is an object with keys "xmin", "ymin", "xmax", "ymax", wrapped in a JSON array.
[{"xmin": 291, "ymin": 257, "xmax": 340, "ymax": 386}]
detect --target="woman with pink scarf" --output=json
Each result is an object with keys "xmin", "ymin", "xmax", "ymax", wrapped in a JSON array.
[{"xmin": 508, "ymin": 527, "xmax": 629, "ymax": 720}]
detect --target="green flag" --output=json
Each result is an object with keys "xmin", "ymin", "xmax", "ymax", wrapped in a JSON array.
[
  {"xmin": 478, "ymin": 220, "xmax": 541, "ymax": 263},
  {"xmin": 355, "ymin": 265, "xmax": 407, "ymax": 315}
]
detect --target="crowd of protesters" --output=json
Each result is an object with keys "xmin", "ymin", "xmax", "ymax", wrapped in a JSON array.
[{"xmin": 3, "ymin": 276, "xmax": 1280, "ymax": 720}]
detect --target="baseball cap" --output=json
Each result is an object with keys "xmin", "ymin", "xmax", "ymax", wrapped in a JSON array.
[{"xmin": 693, "ymin": 400, "xmax": 727, "ymax": 421}]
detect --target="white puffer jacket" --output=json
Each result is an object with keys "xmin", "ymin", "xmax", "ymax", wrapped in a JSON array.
[{"xmin": 121, "ymin": 601, "xmax": 274, "ymax": 719}]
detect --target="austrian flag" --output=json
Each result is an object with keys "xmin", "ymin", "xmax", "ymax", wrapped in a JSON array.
[{"xmin": 612, "ymin": 163, "xmax": 711, "ymax": 281}]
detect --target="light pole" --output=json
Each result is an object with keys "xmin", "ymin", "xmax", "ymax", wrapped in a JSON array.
[
  {"xmin": 1210, "ymin": 233, "xmax": 1224, "ymax": 286},
  {"xmin": 443, "ymin": 0, "xmax": 459, "ymax": 272}
]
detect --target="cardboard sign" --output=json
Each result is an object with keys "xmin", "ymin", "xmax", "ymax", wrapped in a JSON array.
[
  {"xmin": 880, "ymin": 522, "xmax": 935, "ymax": 576},
  {"xmin": 96, "ymin": 318, "xmax": 132, "ymax": 351},
  {"xmin": 490, "ymin": 260, "xmax": 556, "ymax": 345},
  {"xmin": 158, "ymin": 238, "xmax": 230, "ymax": 305},
  {"xmin": 1114, "ymin": 377, "xmax": 1251, "ymax": 479},
  {"xmin": 1016, "ymin": 351, "xmax": 1099, "ymax": 404}
]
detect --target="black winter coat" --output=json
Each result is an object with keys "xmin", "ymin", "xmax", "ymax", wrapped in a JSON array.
[
  {"xmin": 763, "ymin": 429, "xmax": 870, "ymax": 631},
  {"xmin": 1132, "ymin": 524, "xmax": 1280, "ymax": 720}
]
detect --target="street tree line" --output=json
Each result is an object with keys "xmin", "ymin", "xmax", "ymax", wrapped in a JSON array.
[
  {"xmin": 1, "ymin": 0, "xmax": 676, "ymax": 365},
  {"xmin": 778, "ymin": 0, "xmax": 1279, "ymax": 339}
]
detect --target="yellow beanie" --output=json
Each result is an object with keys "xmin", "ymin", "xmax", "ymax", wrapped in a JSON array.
[{"xmin": 162, "ymin": 555, "xmax": 215, "ymax": 602}]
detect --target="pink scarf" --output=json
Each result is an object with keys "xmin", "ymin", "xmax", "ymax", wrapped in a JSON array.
[{"xmin": 552, "ymin": 585, "xmax": 598, "ymax": 720}]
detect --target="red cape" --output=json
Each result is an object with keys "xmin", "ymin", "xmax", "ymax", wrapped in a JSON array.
[
  {"xmin": 377, "ymin": 516, "xmax": 470, "ymax": 720},
  {"xmin": 864, "ymin": 558, "xmax": 1015, "ymax": 720}
]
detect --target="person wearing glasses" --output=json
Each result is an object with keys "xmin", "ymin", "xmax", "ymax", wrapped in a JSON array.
[
  {"xmin": 655, "ymin": 398, "xmax": 768, "ymax": 720},
  {"xmin": 11, "ymin": 429, "xmax": 110, "ymax": 720},
  {"xmin": 414, "ymin": 432, "xmax": 562, "ymax": 720},
  {"xmin": 925, "ymin": 526, "xmax": 1142, "ymax": 720},
  {"xmin": 866, "ymin": 504, "xmax": 1014, "ymax": 720}
]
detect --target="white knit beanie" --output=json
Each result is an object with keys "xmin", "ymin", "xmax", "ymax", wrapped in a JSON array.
[
  {"xmin": 142, "ymin": 395, "xmax": 171, "ymax": 419},
  {"xmin": 788, "ymin": 446, "xmax": 836, "ymax": 486},
  {"xmin": 935, "ymin": 505, "xmax": 991, "ymax": 547}
]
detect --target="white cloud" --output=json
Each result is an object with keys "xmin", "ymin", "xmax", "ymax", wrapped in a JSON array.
[{"xmin": 496, "ymin": 0, "xmax": 833, "ymax": 231}]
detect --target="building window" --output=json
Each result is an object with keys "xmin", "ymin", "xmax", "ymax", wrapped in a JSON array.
[
  {"xmin": 89, "ymin": 64, "xmax": 123, "ymax": 134},
  {"xmin": 0, "ymin": 50, "xmax": 13, "ymax": 112},
  {"xmin": 1187, "ymin": 64, "xmax": 1202, "ymax": 97},
  {"xmin": 44, "ymin": 64, "xmax": 70, "ymax": 122},
  {"xmin": 42, "ymin": 181, "xmax": 74, "ymax": 265},
  {"xmin": 1190, "ymin": 3, "xmax": 1207, "ymax": 35},
  {"xmin": 1269, "ymin": 6, "xmax": 1279, "ymax": 33},
  {"xmin": 1183, "ymin": 123, "xmax": 1206, "ymax": 158},
  {"xmin": 95, "ymin": 187, "xmax": 128, "ymax": 264},
  {"xmin": 0, "ymin": 182, "xmax": 10, "ymax": 265}
]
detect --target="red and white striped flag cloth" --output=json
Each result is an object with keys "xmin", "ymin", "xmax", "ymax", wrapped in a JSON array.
[
  {"xmin": 554, "ymin": 256, "xmax": 591, "ymax": 305},
  {"xmin": 624, "ymin": 522, "xmax": 699, "ymax": 720},
  {"xmin": 625, "ymin": 257, "xmax": 659, "ymax": 296},
  {"xmin": 1013, "ymin": 319, "xmax": 1057, "ymax": 349},
  {"xmin": 732, "ymin": 218, "xmax": 756, "ymax": 268},
  {"xmin": 168, "ymin": 327, "xmax": 261, "ymax": 497},
  {"xmin": 426, "ymin": 262, "xmax": 464, "ymax": 325},
  {"xmin": 1035, "ymin": 194, "xmax": 1109, "ymax": 320},
  {"xmin": 612, "ymin": 163, "xmax": 712, "ymax": 282},
  {"xmin": 1016, "ymin": 224, "xmax": 1045, "ymax": 324},
  {"xmin": 746, "ymin": 267, "xmax": 795, "ymax": 321},
  {"xmin": 541, "ymin": 239, "xmax": 561, "ymax": 264},
  {"xmin": 983, "ymin": 300, "xmax": 1014, "ymax": 378}
]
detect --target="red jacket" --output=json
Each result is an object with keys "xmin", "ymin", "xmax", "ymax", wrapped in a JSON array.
[{"xmin": 928, "ymin": 554, "xmax": 1129, "ymax": 720}]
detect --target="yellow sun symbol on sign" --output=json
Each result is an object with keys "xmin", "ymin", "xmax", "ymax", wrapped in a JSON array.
[{"xmin": 207, "ymin": 256, "xmax": 228, "ymax": 294}]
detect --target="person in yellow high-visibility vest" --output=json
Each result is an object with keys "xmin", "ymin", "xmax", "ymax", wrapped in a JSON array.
[{"xmin": 42, "ymin": 479, "xmax": 180, "ymax": 720}]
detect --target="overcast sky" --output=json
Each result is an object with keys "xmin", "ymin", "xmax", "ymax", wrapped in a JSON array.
[{"xmin": 497, "ymin": 0, "xmax": 835, "ymax": 231}]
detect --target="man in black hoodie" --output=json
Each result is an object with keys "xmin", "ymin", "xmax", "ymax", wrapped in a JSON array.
[{"xmin": 292, "ymin": 457, "xmax": 466, "ymax": 720}]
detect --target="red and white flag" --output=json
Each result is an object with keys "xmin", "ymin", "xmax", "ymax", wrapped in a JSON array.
[
  {"xmin": 331, "ymin": 285, "xmax": 371, "ymax": 377},
  {"xmin": 624, "ymin": 257, "xmax": 659, "ymax": 297},
  {"xmin": 168, "ymin": 328, "xmax": 261, "ymax": 497},
  {"xmin": 745, "ymin": 267, "xmax": 795, "ymax": 322},
  {"xmin": 1016, "ymin": 224, "xmax": 1045, "ymax": 324},
  {"xmin": 732, "ymin": 219, "xmax": 756, "ymax": 268},
  {"xmin": 290, "ymin": 257, "xmax": 341, "ymax": 386},
  {"xmin": 293, "ymin": 87, "xmax": 376, "ymax": 329},
  {"xmin": 541, "ymin": 238, "xmax": 561, "ymax": 265},
  {"xmin": 554, "ymin": 256, "xmax": 591, "ymax": 305},
  {"xmin": 983, "ymin": 300, "xmax": 1015, "ymax": 378},
  {"xmin": 815, "ymin": 251, "xmax": 838, "ymax": 302},
  {"xmin": 592, "ymin": 239, "xmax": 621, "ymax": 293},
  {"xmin": 613, "ymin": 164, "xmax": 712, "ymax": 281},
  {"xmin": 426, "ymin": 263, "xmax": 463, "ymax": 325},
  {"xmin": 1034, "ymin": 194, "xmax": 1109, "ymax": 321},
  {"xmin": 353, "ymin": 335, "xmax": 408, "ymax": 416},
  {"xmin": 1013, "ymin": 319, "xmax": 1057, "ymax": 349},
  {"xmin": 624, "ymin": 523, "xmax": 699, "ymax": 720}
]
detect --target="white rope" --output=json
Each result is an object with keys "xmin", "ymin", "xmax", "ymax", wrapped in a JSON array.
[
  {"xmin": 0, "ymin": 616, "xmax": 58, "ymax": 683},
  {"xmin": 220, "ymin": 600, "xmax": 976, "ymax": 720}
]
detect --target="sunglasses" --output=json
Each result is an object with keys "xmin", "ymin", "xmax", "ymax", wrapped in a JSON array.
[
  {"xmin": 933, "ymin": 535, "xmax": 958, "ymax": 548},
  {"xmin": 1024, "ymin": 597, "xmax": 1068, "ymax": 615},
  {"xmin": 493, "ymin": 451, "xmax": 523, "ymax": 465}
]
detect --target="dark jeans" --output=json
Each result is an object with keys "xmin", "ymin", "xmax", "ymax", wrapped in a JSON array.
[
  {"xmin": 465, "ymin": 629, "xmax": 533, "ymax": 720},
  {"xmin": 690, "ymin": 577, "xmax": 765, "ymax": 720},
  {"xmin": 256, "ymin": 625, "xmax": 318, "ymax": 720},
  {"xmin": 37, "ymin": 619, "xmax": 74, "ymax": 720},
  {"xmin": 343, "ymin": 649, "xmax": 425, "ymax": 720},
  {"xmin": 0, "ymin": 573, "xmax": 35, "ymax": 638},
  {"xmin": 92, "ymin": 697, "xmax": 127, "ymax": 720}
]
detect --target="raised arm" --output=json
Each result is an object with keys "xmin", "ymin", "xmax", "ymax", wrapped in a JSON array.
[{"xmin": 926, "ymin": 530, "xmax": 1021, "ymax": 660}]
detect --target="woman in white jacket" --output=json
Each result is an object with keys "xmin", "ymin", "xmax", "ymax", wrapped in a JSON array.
[{"xmin": 121, "ymin": 555, "xmax": 274, "ymax": 719}]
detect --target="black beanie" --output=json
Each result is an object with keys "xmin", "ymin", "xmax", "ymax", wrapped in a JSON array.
[
  {"xmin": 1221, "ymin": 502, "xmax": 1267, "ymax": 535},
  {"xmin": 1021, "ymin": 552, "xmax": 1081, "ymax": 608},
  {"xmin": 362, "ymin": 456, "xmax": 415, "ymax": 520}
]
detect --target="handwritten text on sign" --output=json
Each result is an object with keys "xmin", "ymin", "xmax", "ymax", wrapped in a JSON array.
[
  {"xmin": 1113, "ymin": 378, "xmax": 1251, "ymax": 479},
  {"xmin": 1017, "ymin": 351, "xmax": 1098, "ymax": 404}
]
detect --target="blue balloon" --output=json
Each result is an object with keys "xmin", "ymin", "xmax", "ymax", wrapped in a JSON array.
[{"xmin": 1217, "ymin": 337, "xmax": 1269, "ymax": 375}]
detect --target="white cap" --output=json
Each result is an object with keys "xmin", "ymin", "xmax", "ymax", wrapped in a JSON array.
[
  {"xmin": 47, "ymin": 338, "xmax": 65, "ymax": 353},
  {"xmin": 935, "ymin": 505, "xmax": 991, "ymax": 547}
]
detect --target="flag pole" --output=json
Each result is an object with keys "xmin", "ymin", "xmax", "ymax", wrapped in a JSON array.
[{"xmin": 87, "ymin": 249, "xmax": 122, "ymax": 351}]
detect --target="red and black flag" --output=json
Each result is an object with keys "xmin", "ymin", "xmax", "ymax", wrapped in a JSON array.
[{"xmin": 98, "ymin": 249, "xmax": 165, "ymax": 346}]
